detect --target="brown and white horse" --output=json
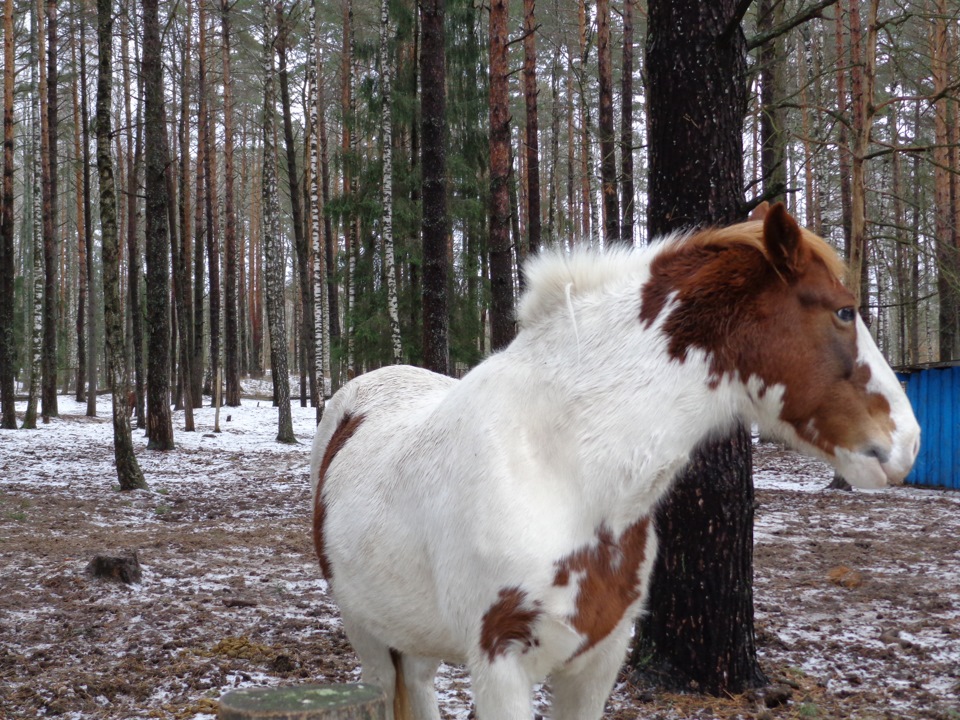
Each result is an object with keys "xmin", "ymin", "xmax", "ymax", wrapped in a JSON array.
[{"xmin": 309, "ymin": 203, "xmax": 919, "ymax": 720}]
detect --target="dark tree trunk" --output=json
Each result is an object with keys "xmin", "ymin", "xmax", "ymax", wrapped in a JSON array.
[
  {"xmin": 193, "ymin": 0, "xmax": 208, "ymax": 406},
  {"xmin": 631, "ymin": 0, "xmax": 766, "ymax": 696},
  {"xmin": 80, "ymin": 14, "xmax": 96, "ymax": 418},
  {"xmin": 71, "ymin": 10, "xmax": 86, "ymax": 404},
  {"xmin": 488, "ymin": 0, "xmax": 514, "ymax": 351},
  {"xmin": 597, "ymin": 0, "xmax": 619, "ymax": 243},
  {"xmin": 421, "ymin": 0, "xmax": 449, "ymax": 373},
  {"xmin": 522, "ymin": 0, "xmax": 541, "ymax": 256},
  {"xmin": 41, "ymin": 0, "xmax": 59, "ymax": 420},
  {"xmin": 319, "ymin": 100, "xmax": 339, "ymax": 344},
  {"xmin": 176, "ymin": 9, "xmax": 195, "ymax": 431},
  {"xmin": 124, "ymin": 17, "xmax": 145, "ymax": 429},
  {"xmin": 222, "ymin": 0, "xmax": 240, "ymax": 407},
  {"xmin": 143, "ymin": 0, "xmax": 174, "ymax": 450},
  {"xmin": 0, "ymin": 0, "xmax": 16, "ymax": 429},
  {"xmin": 758, "ymin": 0, "xmax": 787, "ymax": 203},
  {"xmin": 619, "ymin": 0, "xmax": 635, "ymax": 246},
  {"xmin": 97, "ymin": 0, "xmax": 147, "ymax": 490},
  {"xmin": 277, "ymin": 4, "xmax": 317, "ymax": 410}
]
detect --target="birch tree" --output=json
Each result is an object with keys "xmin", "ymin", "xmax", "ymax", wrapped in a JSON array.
[
  {"xmin": 307, "ymin": 0, "xmax": 327, "ymax": 420},
  {"xmin": 379, "ymin": 0, "xmax": 402, "ymax": 364},
  {"xmin": 261, "ymin": 2, "xmax": 295, "ymax": 444},
  {"xmin": 97, "ymin": 0, "xmax": 147, "ymax": 490}
]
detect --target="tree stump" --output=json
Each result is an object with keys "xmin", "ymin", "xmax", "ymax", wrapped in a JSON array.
[
  {"xmin": 218, "ymin": 684, "xmax": 385, "ymax": 720},
  {"xmin": 85, "ymin": 552, "xmax": 141, "ymax": 584}
]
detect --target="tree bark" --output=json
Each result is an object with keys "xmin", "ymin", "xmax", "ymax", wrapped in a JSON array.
[
  {"xmin": 522, "ymin": 0, "xmax": 541, "ymax": 256},
  {"xmin": 620, "ymin": 0, "xmax": 636, "ymax": 246},
  {"xmin": 597, "ymin": 0, "xmax": 619, "ymax": 244},
  {"xmin": 176, "ymin": 3, "xmax": 195, "ymax": 431},
  {"xmin": 261, "ymin": 2, "xmax": 295, "ymax": 444},
  {"xmin": 121, "ymin": 7, "xmax": 145, "ymax": 429},
  {"xmin": 222, "ymin": 0, "xmax": 241, "ymax": 407},
  {"xmin": 0, "ymin": 0, "xmax": 16, "ymax": 429},
  {"xmin": 80, "ymin": 11, "xmax": 96, "ymax": 418},
  {"xmin": 632, "ymin": 0, "xmax": 765, "ymax": 696},
  {"xmin": 488, "ymin": 0, "xmax": 514, "ymax": 352},
  {"xmin": 143, "ymin": 0, "xmax": 175, "ymax": 450},
  {"xmin": 308, "ymin": 0, "xmax": 327, "ymax": 419},
  {"xmin": 276, "ymin": 4, "xmax": 317, "ymax": 408},
  {"xmin": 70, "ymin": 9, "xmax": 86, "ymax": 404},
  {"xmin": 97, "ymin": 0, "xmax": 147, "ymax": 490},
  {"xmin": 379, "ymin": 0, "xmax": 403, "ymax": 365},
  {"xmin": 758, "ymin": 0, "xmax": 788, "ymax": 203},
  {"xmin": 422, "ymin": 0, "xmax": 450, "ymax": 371},
  {"xmin": 41, "ymin": 0, "xmax": 59, "ymax": 420},
  {"xmin": 23, "ymin": 6, "xmax": 44, "ymax": 430}
]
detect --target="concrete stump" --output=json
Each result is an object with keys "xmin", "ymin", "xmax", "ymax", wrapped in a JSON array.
[{"xmin": 218, "ymin": 684, "xmax": 386, "ymax": 720}]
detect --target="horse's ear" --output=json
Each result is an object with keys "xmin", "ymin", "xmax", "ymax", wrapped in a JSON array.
[
  {"xmin": 763, "ymin": 202, "xmax": 808, "ymax": 277},
  {"xmin": 749, "ymin": 201, "xmax": 770, "ymax": 222}
]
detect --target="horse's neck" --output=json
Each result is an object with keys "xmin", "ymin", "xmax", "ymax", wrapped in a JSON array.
[{"xmin": 503, "ymin": 292, "xmax": 746, "ymax": 523}]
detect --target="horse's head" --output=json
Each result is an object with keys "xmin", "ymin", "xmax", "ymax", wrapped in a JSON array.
[{"xmin": 642, "ymin": 202, "xmax": 920, "ymax": 488}]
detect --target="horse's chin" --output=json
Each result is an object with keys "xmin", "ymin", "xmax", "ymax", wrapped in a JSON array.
[{"xmin": 830, "ymin": 448, "xmax": 895, "ymax": 490}]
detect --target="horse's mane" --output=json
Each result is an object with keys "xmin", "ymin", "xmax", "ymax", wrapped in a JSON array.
[{"xmin": 517, "ymin": 220, "xmax": 847, "ymax": 330}]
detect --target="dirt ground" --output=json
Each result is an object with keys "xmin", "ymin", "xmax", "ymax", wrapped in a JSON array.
[{"xmin": 1, "ymin": 397, "xmax": 958, "ymax": 719}]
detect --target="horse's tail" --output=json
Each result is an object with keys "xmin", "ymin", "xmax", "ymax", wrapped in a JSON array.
[{"xmin": 389, "ymin": 648, "xmax": 413, "ymax": 720}]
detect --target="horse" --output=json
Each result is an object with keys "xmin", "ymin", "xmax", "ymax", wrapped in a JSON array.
[{"xmin": 309, "ymin": 202, "xmax": 920, "ymax": 720}]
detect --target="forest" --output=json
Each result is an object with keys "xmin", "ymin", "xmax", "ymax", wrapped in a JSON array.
[{"xmin": 0, "ymin": 0, "xmax": 958, "ymax": 437}]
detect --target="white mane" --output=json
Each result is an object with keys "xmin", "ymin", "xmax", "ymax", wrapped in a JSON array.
[{"xmin": 517, "ymin": 241, "xmax": 679, "ymax": 330}]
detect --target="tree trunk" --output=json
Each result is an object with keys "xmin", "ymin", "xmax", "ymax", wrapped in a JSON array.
[
  {"xmin": 41, "ymin": 0, "xmax": 59, "ymax": 420},
  {"xmin": 422, "ymin": 0, "xmax": 450, "ymax": 372},
  {"xmin": 758, "ymin": 0, "xmax": 787, "ymax": 203},
  {"xmin": 80, "ymin": 11, "xmax": 96, "ymax": 418},
  {"xmin": 597, "ymin": 0, "xmax": 619, "ymax": 243},
  {"xmin": 192, "ymin": 0, "xmax": 206, "ymax": 406},
  {"xmin": 97, "ymin": 0, "xmax": 147, "ymax": 490},
  {"xmin": 70, "ymin": 9, "xmax": 86, "ymax": 404},
  {"xmin": 23, "ymin": 6, "xmax": 44, "ymax": 430},
  {"xmin": 121, "ymin": 7, "xmax": 145, "ymax": 429},
  {"xmin": 488, "ymin": 0, "xmax": 514, "ymax": 352},
  {"xmin": 0, "ymin": 0, "xmax": 16, "ymax": 429},
  {"xmin": 221, "ymin": 0, "xmax": 240, "ymax": 407},
  {"xmin": 833, "ymin": 0, "xmax": 853, "ymax": 259},
  {"xmin": 522, "ymin": 0, "xmax": 541, "ymax": 256},
  {"xmin": 932, "ymin": 0, "xmax": 958, "ymax": 360},
  {"xmin": 379, "ymin": 0, "xmax": 403, "ymax": 365},
  {"xmin": 308, "ymin": 0, "xmax": 327, "ymax": 419},
  {"xmin": 276, "ymin": 4, "xmax": 317, "ymax": 408},
  {"xmin": 143, "ymin": 0, "xmax": 175, "ymax": 451},
  {"xmin": 176, "ymin": 4, "xmax": 195, "ymax": 431},
  {"xmin": 261, "ymin": 2, "xmax": 295, "ymax": 444},
  {"xmin": 631, "ymin": 0, "xmax": 766, "ymax": 696},
  {"xmin": 620, "ymin": 0, "xmax": 636, "ymax": 246}
]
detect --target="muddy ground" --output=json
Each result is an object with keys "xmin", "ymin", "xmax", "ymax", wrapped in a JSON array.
[{"xmin": 0, "ymin": 396, "xmax": 958, "ymax": 719}]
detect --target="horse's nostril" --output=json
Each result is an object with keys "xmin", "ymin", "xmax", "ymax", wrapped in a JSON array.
[{"xmin": 865, "ymin": 445, "xmax": 890, "ymax": 464}]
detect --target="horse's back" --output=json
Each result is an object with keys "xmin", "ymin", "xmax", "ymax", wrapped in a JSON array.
[{"xmin": 310, "ymin": 365, "xmax": 456, "ymax": 495}]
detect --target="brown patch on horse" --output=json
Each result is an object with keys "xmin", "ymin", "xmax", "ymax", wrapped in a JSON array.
[
  {"xmin": 554, "ymin": 516, "xmax": 652, "ymax": 655},
  {"xmin": 312, "ymin": 412, "xmax": 365, "ymax": 581},
  {"xmin": 479, "ymin": 587, "xmax": 542, "ymax": 662}
]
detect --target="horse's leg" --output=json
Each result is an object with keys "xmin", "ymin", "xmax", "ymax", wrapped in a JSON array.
[
  {"xmin": 340, "ymin": 617, "xmax": 399, "ymax": 720},
  {"xmin": 399, "ymin": 654, "xmax": 442, "ymax": 720},
  {"xmin": 471, "ymin": 658, "xmax": 534, "ymax": 720},
  {"xmin": 549, "ymin": 622, "xmax": 633, "ymax": 720}
]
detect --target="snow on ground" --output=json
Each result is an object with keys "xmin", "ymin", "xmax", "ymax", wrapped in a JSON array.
[{"xmin": 1, "ymin": 393, "xmax": 958, "ymax": 719}]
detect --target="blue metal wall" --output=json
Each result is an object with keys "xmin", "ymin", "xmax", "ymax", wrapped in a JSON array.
[{"xmin": 899, "ymin": 366, "xmax": 960, "ymax": 489}]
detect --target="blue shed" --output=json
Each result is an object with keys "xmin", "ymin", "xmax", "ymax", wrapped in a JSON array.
[{"xmin": 896, "ymin": 363, "xmax": 960, "ymax": 490}]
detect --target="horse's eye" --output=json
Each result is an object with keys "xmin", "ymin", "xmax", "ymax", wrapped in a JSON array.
[{"xmin": 836, "ymin": 306, "xmax": 856, "ymax": 323}]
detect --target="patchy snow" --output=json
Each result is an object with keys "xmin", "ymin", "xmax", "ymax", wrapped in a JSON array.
[{"xmin": 1, "ymin": 395, "xmax": 958, "ymax": 719}]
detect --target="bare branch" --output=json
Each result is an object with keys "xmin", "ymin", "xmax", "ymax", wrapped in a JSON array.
[{"xmin": 747, "ymin": 0, "xmax": 838, "ymax": 50}]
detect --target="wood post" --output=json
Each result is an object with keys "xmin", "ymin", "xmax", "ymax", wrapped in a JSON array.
[{"xmin": 218, "ymin": 684, "xmax": 385, "ymax": 720}]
